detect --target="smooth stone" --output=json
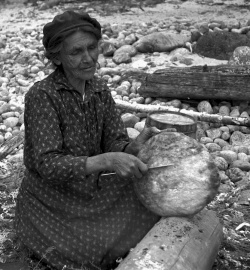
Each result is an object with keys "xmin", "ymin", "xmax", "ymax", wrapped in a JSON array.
[
  {"xmin": 3, "ymin": 117, "xmax": 19, "ymax": 128},
  {"xmin": 230, "ymin": 160, "xmax": 250, "ymax": 171},
  {"xmin": 4, "ymin": 131, "xmax": 12, "ymax": 140},
  {"xmin": 124, "ymin": 33, "xmax": 137, "ymax": 45},
  {"xmin": 113, "ymin": 53, "xmax": 132, "ymax": 65},
  {"xmin": 121, "ymin": 113, "xmax": 140, "ymax": 128},
  {"xmin": 127, "ymin": 127, "xmax": 140, "ymax": 140},
  {"xmin": 1, "ymin": 112, "xmax": 15, "ymax": 119},
  {"xmin": 218, "ymin": 150, "xmax": 238, "ymax": 164},
  {"xmin": 134, "ymin": 121, "xmax": 145, "ymax": 132}
]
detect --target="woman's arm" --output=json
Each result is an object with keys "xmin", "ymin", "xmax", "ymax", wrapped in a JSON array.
[
  {"xmin": 25, "ymin": 86, "xmax": 148, "ymax": 183},
  {"xmin": 25, "ymin": 87, "xmax": 95, "ymax": 184}
]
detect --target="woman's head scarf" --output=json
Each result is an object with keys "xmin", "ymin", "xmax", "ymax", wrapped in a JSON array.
[{"xmin": 43, "ymin": 10, "xmax": 102, "ymax": 50}]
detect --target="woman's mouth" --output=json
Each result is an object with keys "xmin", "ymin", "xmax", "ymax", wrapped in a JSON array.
[{"xmin": 82, "ymin": 66, "xmax": 95, "ymax": 71}]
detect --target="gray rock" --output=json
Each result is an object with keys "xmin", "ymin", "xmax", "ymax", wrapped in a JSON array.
[
  {"xmin": 179, "ymin": 57, "xmax": 193, "ymax": 65},
  {"xmin": 100, "ymin": 41, "xmax": 116, "ymax": 57},
  {"xmin": 113, "ymin": 53, "xmax": 132, "ymax": 65},
  {"xmin": 226, "ymin": 167, "xmax": 246, "ymax": 183},
  {"xmin": 2, "ymin": 112, "xmax": 15, "ymax": 119},
  {"xmin": 99, "ymin": 67, "xmax": 121, "ymax": 76},
  {"xmin": 0, "ymin": 103, "xmax": 11, "ymax": 114},
  {"xmin": 229, "ymin": 46, "xmax": 250, "ymax": 65},
  {"xmin": 114, "ymin": 45, "xmax": 137, "ymax": 57},
  {"xmin": 124, "ymin": 33, "xmax": 137, "ymax": 45},
  {"xmin": 0, "ymin": 53, "xmax": 11, "ymax": 62},
  {"xmin": 218, "ymin": 183, "xmax": 231, "ymax": 193},
  {"xmin": 12, "ymin": 64, "xmax": 29, "ymax": 76},
  {"xmin": 230, "ymin": 160, "xmax": 250, "ymax": 171},
  {"xmin": 127, "ymin": 127, "xmax": 140, "ymax": 141},
  {"xmin": 194, "ymin": 31, "xmax": 250, "ymax": 60},
  {"xmin": 133, "ymin": 32, "xmax": 190, "ymax": 53},
  {"xmin": 112, "ymin": 45, "xmax": 137, "ymax": 65},
  {"xmin": 15, "ymin": 49, "xmax": 37, "ymax": 65},
  {"xmin": 198, "ymin": 23, "xmax": 210, "ymax": 35},
  {"xmin": 134, "ymin": 121, "xmax": 145, "ymax": 132},
  {"xmin": 4, "ymin": 117, "xmax": 19, "ymax": 128},
  {"xmin": 97, "ymin": 54, "xmax": 107, "ymax": 68},
  {"xmin": 218, "ymin": 150, "xmax": 238, "ymax": 164},
  {"xmin": 206, "ymin": 128, "xmax": 222, "ymax": 140},
  {"xmin": 191, "ymin": 29, "xmax": 202, "ymax": 42},
  {"xmin": 238, "ymin": 189, "xmax": 250, "ymax": 205},
  {"xmin": 227, "ymin": 20, "xmax": 241, "ymax": 30},
  {"xmin": 121, "ymin": 113, "xmax": 140, "ymax": 128}
]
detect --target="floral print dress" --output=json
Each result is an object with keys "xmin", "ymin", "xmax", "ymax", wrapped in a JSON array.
[{"xmin": 14, "ymin": 68, "xmax": 159, "ymax": 270}]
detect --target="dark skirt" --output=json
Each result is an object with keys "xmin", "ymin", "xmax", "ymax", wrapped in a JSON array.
[{"xmin": 15, "ymin": 171, "xmax": 160, "ymax": 270}]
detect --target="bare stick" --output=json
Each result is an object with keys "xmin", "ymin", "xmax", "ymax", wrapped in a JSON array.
[{"xmin": 115, "ymin": 99, "xmax": 250, "ymax": 127}]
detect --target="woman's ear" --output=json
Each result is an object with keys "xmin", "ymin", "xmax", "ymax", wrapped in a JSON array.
[
  {"xmin": 98, "ymin": 39, "xmax": 103, "ymax": 54},
  {"xmin": 53, "ymin": 56, "xmax": 61, "ymax": 66}
]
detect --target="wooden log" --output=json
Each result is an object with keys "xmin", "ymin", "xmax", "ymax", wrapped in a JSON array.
[
  {"xmin": 115, "ymin": 99, "xmax": 250, "ymax": 127},
  {"xmin": 124, "ymin": 65, "xmax": 250, "ymax": 101},
  {"xmin": 116, "ymin": 209, "xmax": 223, "ymax": 270}
]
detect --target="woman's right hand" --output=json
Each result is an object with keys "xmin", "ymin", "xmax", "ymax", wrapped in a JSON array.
[{"xmin": 105, "ymin": 152, "xmax": 148, "ymax": 179}]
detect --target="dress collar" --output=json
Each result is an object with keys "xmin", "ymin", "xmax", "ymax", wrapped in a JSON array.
[{"xmin": 52, "ymin": 68, "xmax": 108, "ymax": 93}]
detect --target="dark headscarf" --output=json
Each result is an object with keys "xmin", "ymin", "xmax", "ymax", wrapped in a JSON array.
[{"xmin": 43, "ymin": 10, "xmax": 102, "ymax": 50}]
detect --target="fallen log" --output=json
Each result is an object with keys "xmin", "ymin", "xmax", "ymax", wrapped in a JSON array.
[
  {"xmin": 124, "ymin": 65, "xmax": 250, "ymax": 101},
  {"xmin": 116, "ymin": 208, "xmax": 223, "ymax": 270},
  {"xmin": 115, "ymin": 99, "xmax": 250, "ymax": 127}
]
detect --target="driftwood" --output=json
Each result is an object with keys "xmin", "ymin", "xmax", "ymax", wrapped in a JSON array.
[
  {"xmin": 115, "ymin": 99, "xmax": 250, "ymax": 127},
  {"xmin": 0, "ymin": 132, "xmax": 24, "ymax": 162},
  {"xmin": 116, "ymin": 208, "xmax": 223, "ymax": 270},
  {"xmin": 124, "ymin": 65, "xmax": 250, "ymax": 101}
]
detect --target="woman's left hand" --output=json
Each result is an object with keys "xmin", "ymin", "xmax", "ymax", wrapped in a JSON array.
[
  {"xmin": 125, "ymin": 126, "xmax": 177, "ymax": 156},
  {"xmin": 125, "ymin": 126, "xmax": 160, "ymax": 156},
  {"xmin": 134, "ymin": 126, "xmax": 161, "ymax": 147}
]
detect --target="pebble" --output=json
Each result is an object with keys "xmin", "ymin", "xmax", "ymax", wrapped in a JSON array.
[{"xmin": 4, "ymin": 117, "xmax": 19, "ymax": 128}]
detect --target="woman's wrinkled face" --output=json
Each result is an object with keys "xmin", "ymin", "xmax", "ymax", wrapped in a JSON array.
[{"xmin": 58, "ymin": 31, "xmax": 99, "ymax": 81}]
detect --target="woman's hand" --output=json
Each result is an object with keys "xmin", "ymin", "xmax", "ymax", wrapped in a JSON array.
[
  {"xmin": 125, "ymin": 126, "xmax": 177, "ymax": 156},
  {"xmin": 134, "ymin": 126, "xmax": 161, "ymax": 147},
  {"xmin": 105, "ymin": 152, "xmax": 148, "ymax": 179},
  {"xmin": 124, "ymin": 126, "xmax": 160, "ymax": 156}
]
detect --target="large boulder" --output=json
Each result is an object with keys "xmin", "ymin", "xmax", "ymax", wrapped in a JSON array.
[
  {"xmin": 133, "ymin": 32, "xmax": 190, "ymax": 53},
  {"xmin": 134, "ymin": 132, "xmax": 220, "ymax": 217},
  {"xmin": 194, "ymin": 31, "xmax": 250, "ymax": 60}
]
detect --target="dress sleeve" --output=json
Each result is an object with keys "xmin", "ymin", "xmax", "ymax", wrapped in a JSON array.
[
  {"xmin": 24, "ymin": 87, "xmax": 87, "ymax": 185},
  {"xmin": 101, "ymin": 91, "xmax": 130, "ymax": 153}
]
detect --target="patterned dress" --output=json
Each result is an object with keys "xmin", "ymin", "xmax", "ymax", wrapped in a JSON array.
[{"xmin": 15, "ymin": 68, "xmax": 160, "ymax": 270}]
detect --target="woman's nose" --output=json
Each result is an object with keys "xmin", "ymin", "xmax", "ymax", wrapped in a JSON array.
[{"xmin": 81, "ymin": 50, "xmax": 93, "ymax": 63}]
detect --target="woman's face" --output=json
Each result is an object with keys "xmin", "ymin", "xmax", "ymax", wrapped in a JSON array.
[{"xmin": 57, "ymin": 31, "xmax": 99, "ymax": 82}]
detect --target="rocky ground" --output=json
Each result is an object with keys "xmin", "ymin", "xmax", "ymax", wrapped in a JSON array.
[{"xmin": 1, "ymin": 0, "xmax": 250, "ymax": 269}]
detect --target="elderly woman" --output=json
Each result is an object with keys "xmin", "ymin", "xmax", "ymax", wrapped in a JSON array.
[{"xmin": 14, "ymin": 10, "xmax": 160, "ymax": 270}]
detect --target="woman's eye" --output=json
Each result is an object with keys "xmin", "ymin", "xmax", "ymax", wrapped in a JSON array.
[
  {"xmin": 71, "ymin": 49, "xmax": 80, "ymax": 55},
  {"xmin": 89, "ymin": 45, "xmax": 97, "ymax": 50}
]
